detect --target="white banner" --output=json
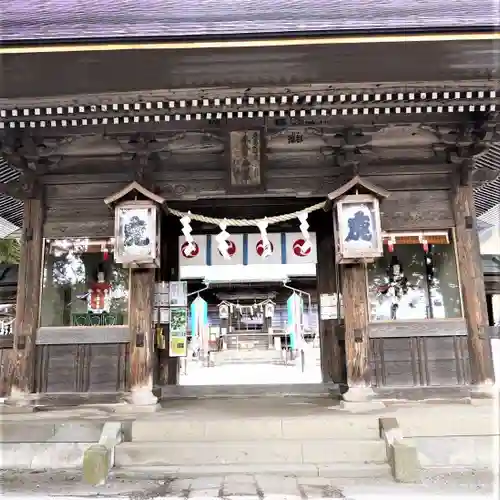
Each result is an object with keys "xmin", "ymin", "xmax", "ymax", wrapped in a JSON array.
[
  {"xmin": 178, "ymin": 234, "xmax": 207, "ymax": 266},
  {"xmin": 285, "ymin": 232, "xmax": 317, "ymax": 265},
  {"xmin": 247, "ymin": 232, "xmax": 282, "ymax": 265}
]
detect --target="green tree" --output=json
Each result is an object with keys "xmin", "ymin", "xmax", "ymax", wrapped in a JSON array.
[{"xmin": 0, "ymin": 239, "xmax": 20, "ymax": 264}]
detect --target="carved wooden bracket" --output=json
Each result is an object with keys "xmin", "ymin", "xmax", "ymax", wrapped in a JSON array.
[
  {"xmin": 117, "ymin": 133, "xmax": 167, "ymax": 188},
  {"xmin": 323, "ymin": 128, "xmax": 372, "ymax": 168},
  {"xmin": 435, "ymin": 120, "xmax": 498, "ymax": 165}
]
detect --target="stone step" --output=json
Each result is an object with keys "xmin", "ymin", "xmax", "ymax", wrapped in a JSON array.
[
  {"xmin": 115, "ymin": 462, "xmax": 392, "ymax": 479},
  {"xmin": 158, "ymin": 383, "xmax": 338, "ymax": 399},
  {"xmin": 0, "ymin": 421, "xmax": 103, "ymax": 443},
  {"xmin": 0, "ymin": 441, "xmax": 93, "ymax": 469},
  {"xmin": 394, "ymin": 406, "xmax": 495, "ymax": 437},
  {"xmin": 114, "ymin": 439, "xmax": 387, "ymax": 467},
  {"xmin": 130, "ymin": 414, "xmax": 380, "ymax": 442}
]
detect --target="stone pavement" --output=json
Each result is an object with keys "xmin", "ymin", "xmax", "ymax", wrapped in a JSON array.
[{"xmin": 2, "ymin": 469, "xmax": 497, "ymax": 499}]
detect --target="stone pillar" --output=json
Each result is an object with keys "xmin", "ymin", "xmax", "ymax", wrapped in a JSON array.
[
  {"xmin": 128, "ymin": 268, "xmax": 157, "ymax": 405},
  {"xmin": 452, "ymin": 169, "xmax": 495, "ymax": 387},
  {"xmin": 341, "ymin": 263, "xmax": 373, "ymax": 400},
  {"xmin": 316, "ymin": 217, "xmax": 344, "ymax": 383},
  {"xmin": 8, "ymin": 198, "xmax": 44, "ymax": 402}
]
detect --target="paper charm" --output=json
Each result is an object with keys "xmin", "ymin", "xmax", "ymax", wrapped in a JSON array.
[
  {"xmin": 216, "ymin": 220, "xmax": 231, "ymax": 259},
  {"xmin": 257, "ymin": 218, "xmax": 273, "ymax": 258},
  {"xmin": 180, "ymin": 211, "xmax": 196, "ymax": 256},
  {"xmin": 298, "ymin": 212, "xmax": 312, "ymax": 254}
]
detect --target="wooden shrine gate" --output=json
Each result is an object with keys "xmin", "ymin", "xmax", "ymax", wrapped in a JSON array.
[{"xmin": 0, "ymin": 32, "xmax": 499, "ymax": 403}]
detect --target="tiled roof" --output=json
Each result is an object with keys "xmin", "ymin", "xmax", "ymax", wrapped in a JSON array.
[
  {"xmin": 0, "ymin": 0, "xmax": 496, "ymax": 43},
  {"xmin": 0, "ymin": 158, "xmax": 23, "ymax": 231},
  {"xmin": 474, "ymin": 144, "xmax": 500, "ymax": 219}
]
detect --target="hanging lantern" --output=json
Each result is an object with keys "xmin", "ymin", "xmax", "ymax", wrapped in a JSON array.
[
  {"xmin": 219, "ymin": 303, "xmax": 229, "ymax": 319},
  {"xmin": 328, "ymin": 176, "xmax": 388, "ymax": 264},
  {"xmin": 104, "ymin": 181, "xmax": 165, "ymax": 268}
]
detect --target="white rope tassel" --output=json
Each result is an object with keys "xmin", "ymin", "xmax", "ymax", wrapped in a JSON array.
[
  {"xmin": 257, "ymin": 218, "xmax": 273, "ymax": 258},
  {"xmin": 216, "ymin": 220, "xmax": 231, "ymax": 259},
  {"xmin": 298, "ymin": 212, "xmax": 312, "ymax": 253},
  {"xmin": 180, "ymin": 212, "xmax": 196, "ymax": 256}
]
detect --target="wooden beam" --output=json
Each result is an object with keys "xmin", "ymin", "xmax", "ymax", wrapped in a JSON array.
[
  {"xmin": 451, "ymin": 171, "xmax": 495, "ymax": 386},
  {"xmin": 316, "ymin": 214, "xmax": 344, "ymax": 383},
  {"xmin": 7, "ymin": 198, "xmax": 44, "ymax": 399},
  {"xmin": 341, "ymin": 263, "xmax": 371, "ymax": 388},
  {"xmin": 128, "ymin": 268, "xmax": 157, "ymax": 405}
]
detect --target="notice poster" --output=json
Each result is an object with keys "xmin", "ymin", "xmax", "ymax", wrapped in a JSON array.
[
  {"xmin": 169, "ymin": 335, "xmax": 187, "ymax": 357},
  {"xmin": 170, "ymin": 308, "xmax": 187, "ymax": 334},
  {"xmin": 320, "ymin": 293, "xmax": 338, "ymax": 320},
  {"xmin": 169, "ymin": 281, "xmax": 188, "ymax": 306}
]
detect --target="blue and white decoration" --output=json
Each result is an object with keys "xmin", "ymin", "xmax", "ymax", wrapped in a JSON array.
[
  {"xmin": 190, "ymin": 295, "xmax": 208, "ymax": 352},
  {"xmin": 287, "ymin": 292, "xmax": 304, "ymax": 351}
]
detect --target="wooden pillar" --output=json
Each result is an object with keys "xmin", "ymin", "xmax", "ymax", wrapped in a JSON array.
[
  {"xmin": 316, "ymin": 218, "xmax": 344, "ymax": 383},
  {"xmin": 452, "ymin": 169, "xmax": 494, "ymax": 386},
  {"xmin": 129, "ymin": 267, "xmax": 157, "ymax": 404},
  {"xmin": 8, "ymin": 198, "xmax": 44, "ymax": 400},
  {"xmin": 157, "ymin": 213, "xmax": 180, "ymax": 385},
  {"xmin": 341, "ymin": 263, "xmax": 371, "ymax": 390}
]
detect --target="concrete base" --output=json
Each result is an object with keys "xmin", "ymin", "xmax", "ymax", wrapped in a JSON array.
[
  {"xmin": 4, "ymin": 388, "xmax": 36, "ymax": 410},
  {"xmin": 341, "ymin": 387, "xmax": 386, "ymax": 411},
  {"xmin": 342, "ymin": 386, "xmax": 376, "ymax": 402},
  {"xmin": 114, "ymin": 403, "xmax": 161, "ymax": 414},
  {"xmin": 0, "ymin": 403, "xmax": 35, "ymax": 414},
  {"xmin": 340, "ymin": 400, "xmax": 386, "ymax": 412},
  {"xmin": 470, "ymin": 381, "xmax": 498, "ymax": 398},
  {"xmin": 126, "ymin": 387, "xmax": 158, "ymax": 407}
]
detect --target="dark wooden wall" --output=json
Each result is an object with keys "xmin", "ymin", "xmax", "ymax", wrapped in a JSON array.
[
  {"xmin": 41, "ymin": 156, "xmax": 455, "ymax": 238},
  {"xmin": 34, "ymin": 327, "xmax": 130, "ymax": 393},
  {"xmin": 0, "ymin": 336, "xmax": 13, "ymax": 396},
  {"xmin": 369, "ymin": 319, "xmax": 471, "ymax": 387}
]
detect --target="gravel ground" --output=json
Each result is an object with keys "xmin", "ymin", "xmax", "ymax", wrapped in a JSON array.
[{"xmin": 1, "ymin": 468, "xmax": 496, "ymax": 498}]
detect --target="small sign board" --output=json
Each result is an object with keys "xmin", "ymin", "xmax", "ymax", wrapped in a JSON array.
[
  {"xmin": 169, "ymin": 334, "xmax": 187, "ymax": 357},
  {"xmin": 154, "ymin": 282, "xmax": 170, "ymax": 307}
]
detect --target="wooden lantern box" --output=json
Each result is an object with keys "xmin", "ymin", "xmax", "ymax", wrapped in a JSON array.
[
  {"xmin": 326, "ymin": 176, "xmax": 389, "ymax": 265},
  {"xmin": 104, "ymin": 181, "xmax": 165, "ymax": 268}
]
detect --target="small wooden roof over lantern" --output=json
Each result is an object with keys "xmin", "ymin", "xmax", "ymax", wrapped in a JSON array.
[
  {"xmin": 104, "ymin": 181, "xmax": 166, "ymax": 268},
  {"xmin": 324, "ymin": 175, "xmax": 390, "ymax": 264}
]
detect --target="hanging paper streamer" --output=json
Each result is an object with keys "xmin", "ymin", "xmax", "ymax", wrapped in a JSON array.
[
  {"xmin": 287, "ymin": 292, "xmax": 304, "ymax": 351},
  {"xmin": 387, "ymin": 236, "xmax": 396, "ymax": 253},
  {"xmin": 298, "ymin": 212, "xmax": 312, "ymax": 254},
  {"xmin": 101, "ymin": 242, "xmax": 109, "ymax": 261},
  {"xmin": 419, "ymin": 234, "xmax": 429, "ymax": 253},
  {"xmin": 216, "ymin": 220, "xmax": 231, "ymax": 259},
  {"xmin": 190, "ymin": 295, "xmax": 208, "ymax": 352},
  {"xmin": 181, "ymin": 211, "xmax": 196, "ymax": 256},
  {"xmin": 257, "ymin": 218, "xmax": 273, "ymax": 258}
]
